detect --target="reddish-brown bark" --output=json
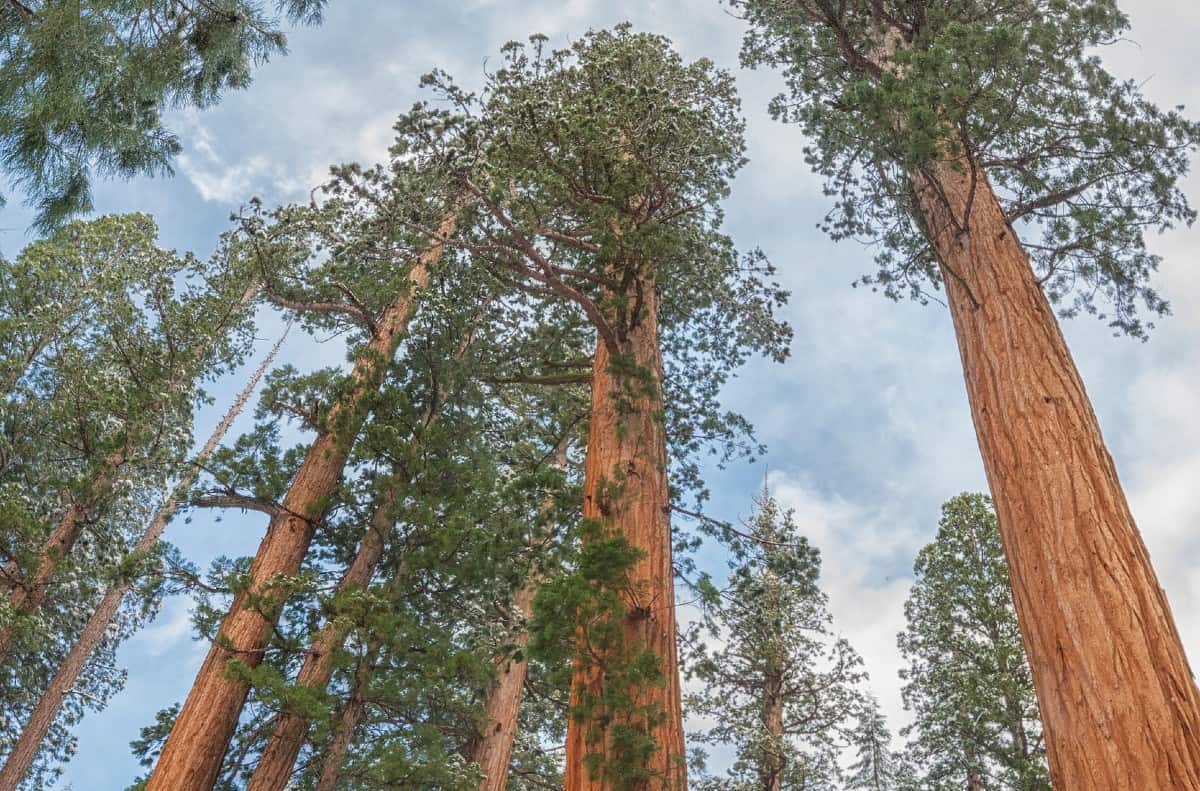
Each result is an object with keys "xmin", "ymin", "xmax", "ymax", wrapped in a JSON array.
[
  {"xmin": 470, "ymin": 583, "xmax": 536, "ymax": 791},
  {"xmin": 916, "ymin": 158, "xmax": 1200, "ymax": 789},
  {"xmin": 145, "ymin": 215, "xmax": 455, "ymax": 791},
  {"xmin": 564, "ymin": 280, "xmax": 686, "ymax": 791},
  {"xmin": 313, "ymin": 648, "xmax": 374, "ymax": 791},
  {"xmin": 242, "ymin": 485, "xmax": 393, "ymax": 791},
  {"xmin": 0, "ymin": 330, "xmax": 284, "ymax": 789}
]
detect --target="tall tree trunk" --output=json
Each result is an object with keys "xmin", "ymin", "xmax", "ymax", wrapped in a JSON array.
[
  {"xmin": 470, "ymin": 583, "xmax": 536, "ymax": 791},
  {"xmin": 145, "ymin": 214, "xmax": 456, "ymax": 791},
  {"xmin": 915, "ymin": 158, "xmax": 1200, "ymax": 789},
  {"xmin": 470, "ymin": 444, "xmax": 568, "ymax": 791},
  {"xmin": 313, "ymin": 646, "xmax": 376, "ymax": 791},
  {"xmin": 242, "ymin": 481, "xmax": 395, "ymax": 791},
  {"xmin": 246, "ymin": 295, "xmax": 483, "ymax": 791},
  {"xmin": 0, "ymin": 328, "xmax": 286, "ymax": 790},
  {"xmin": 759, "ymin": 679, "xmax": 784, "ymax": 791},
  {"xmin": 564, "ymin": 280, "xmax": 686, "ymax": 791}
]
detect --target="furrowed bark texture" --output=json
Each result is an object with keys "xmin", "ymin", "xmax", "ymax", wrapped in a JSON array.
[
  {"xmin": 0, "ymin": 329, "xmax": 284, "ymax": 790},
  {"xmin": 471, "ymin": 444, "xmax": 567, "ymax": 791},
  {"xmin": 917, "ymin": 159, "xmax": 1200, "ymax": 790},
  {"xmin": 564, "ymin": 282, "xmax": 686, "ymax": 791},
  {"xmin": 243, "ymin": 484, "xmax": 393, "ymax": 791},
  {"xmin": 313, "ymin": 645, "xmax": 376, "ymax": 791},
  {"xmin": 247, "ymin": 299, "xmax": 479, "ymax": 791},
  {"xmin": 146, "ymin": 215, "xmax": 454, "ymax": 791}
]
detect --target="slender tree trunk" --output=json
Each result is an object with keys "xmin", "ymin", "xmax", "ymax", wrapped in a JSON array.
[
  {"xmin": 759, "ymin": 679, "xmax": 784, "ymax": 791},
  {"xmin": 146, "ymin": 214, "xmax": 456, "ymax": 791},
  {"xmin": 0, "ymin": 283, "xmax": 259, "ymax": 658},
  {"xmin": 470, "ymin": 583, "xmax": 536, "ymax": 791},
  {"xmin": 915, "ymin": 158, "xmax": 1200, "ymax": 789},
  {"xmin": 242, "ymin": 481, "xmax": 395, "ymax": 791},
  {"xmin": 246, "ymin": 295, "xmax": 485, "ymax": 791},
  {"xmin": 470, "ymin": 444, "xmax": 568, "ymax": 791},
  {"xmin": 564, "ymin": 279, "xmax": 686, "ymax": 791},
  {"xmin": 0, "ymin": 445, "xmax": 129, "ymax": 661},
  {"xmin": 0, "ymin": 329, "xmax": 286, "ymax": 790},
  {"xmin": 313, "ymin": 647, "xmax": 376, "ymax": 791}
]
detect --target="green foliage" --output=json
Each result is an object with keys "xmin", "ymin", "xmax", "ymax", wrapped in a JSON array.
[
  {"xmin": 418, "ymin": 24, "xmax": 791, "ymax": 503},
  {"xmin": 736, "ymin": 0, "xmax": 1200, "ymax": 336},
  {"xmin": 898, "ymin": 493, "xmax": 1050, "ymax": 790},
  {"xmin": 685, "ymin": 489, "xmax": 868, "ymax": 790},
  {"xmin": 845, "ymin": 695, "xmax": 912, "ymax": 790},
  {"xmin": 0, "ymin": 0, "xmax": 328, "ymax": 229},
  {"xmin": 532, "ymin": 517, "xmax": 669, "ymax": 791},
  {"xmin": 0, "ymin": 213, "xmax": 254, "ymax": 787}
]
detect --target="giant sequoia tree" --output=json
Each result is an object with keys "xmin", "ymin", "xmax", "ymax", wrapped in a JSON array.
[
  {"xmin": 898, "ymin": 494, "xmax": 1049, "ymax": 791},
  {"xmin": 144, "ymin": 162, "xmax": 461, "ymax": 790},
  {"xmin": 0, "ymin": 0, "xmax": 329, "ymax": 229},
  {"xmin": 733, "ymin": 2, "xmax": 1200, "ymax": 786},
  {"xmin": 423, "ymin": 28, "xmax": 789, "ymax": 789}
]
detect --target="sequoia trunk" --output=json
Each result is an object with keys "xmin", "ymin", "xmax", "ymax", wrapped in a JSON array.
[
  {"xmin": 470, "ymin": 583, "xmax": 536, "ymax": 791},
  {"xmin": 0, "ymin": 331, "xmax": 283, "ymax": 789},
  {"xmin": 917, "ymin": 159, "xmax": 1200, "ymax": 789},
  {"xmin": 564, "ymin": 280, "xmax": 686, "ymax": 790},
  {"xmin": 243, "ymin": 484, "xmax": 393, "ymax": 791},
  {"xmin": 145, "ymin": 214, "xmax": 455, "ymax": 791},
  {"xmin": 313, "ymin": 646, "xmax": 375, "ymax": 791}
]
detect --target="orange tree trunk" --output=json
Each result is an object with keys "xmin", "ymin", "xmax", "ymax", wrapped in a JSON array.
[
  {"xmin": 243, "ymin": 483, "xmax": 394, "ymax": 791},
  {"xmin": 564, "ymin": 283, "xmax": 686, "ymax": 791},
  {"xmin": 312, "ymin": 646, "xmax": 375, "ymax": 791},
  {"xmin": 146, "ymin": 216, "xmax": 454, "ymax": 791},
  {"xmin": 0, "ymin": 330, "xmax": 284, "ymax": 789},
  {"xmin": 469, "ymin": 443, "xmax": 568, "ymax": 791},
  {"xmin": 471, "ymin": 583, "xmax": 536, "ymax": 791},
  {"xmin": 917, "ymin": 159, "xmax": 1200, "ymax": 789}
]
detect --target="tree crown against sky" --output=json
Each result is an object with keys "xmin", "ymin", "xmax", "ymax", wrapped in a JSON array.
[
  {"xmin": 685, "ymin": 489, "xmax": 868, "ymax": 790},
  {"xmin": 405, "ymin": 26, "xmax": 792, "ymax": 504},
  {"xmin": 0, "ymin": 0, "xmax": 328, "ymax": 231},
  {"xmin": 734, "ymin": 0, "xmax": 1200, "ymax": 337}
]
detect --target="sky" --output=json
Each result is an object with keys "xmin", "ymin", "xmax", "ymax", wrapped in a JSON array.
[{"xmin": 4, "ymin": 1, "xmax": 1200, "ymax": 787}]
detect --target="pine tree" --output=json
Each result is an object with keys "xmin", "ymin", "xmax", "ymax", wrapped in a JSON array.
[
  {"xmin": 732, "ymin": 3, "xmax": 1200, "ymax": 785},
  {"xmin": 897, "ymin": 494, "xmax": 1049, "ymax": 791},
  {"xmin": 0, "ymin": 0, "xmax": 329, "ymax": 229},
  {"xmin": 685, "ymin": 490, "xmax": 866, "ymax": 791},
  {"xmin": 845, "ymin": 696, "xmax": 910, "ymax": 791}
]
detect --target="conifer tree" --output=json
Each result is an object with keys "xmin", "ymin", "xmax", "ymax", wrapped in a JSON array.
[
  {"xmin": 897, "ymin": 494, "xmax": 1049, "ymax": 791},
  {"xmin": 0, "ymin": 326, "xmax": 285, "ymax": 789},
  {"xmin": 0, "ymin": 0, "xmax": 329, "ymax": 229},
  {"xmin": 0, "ymin": 213, "xmax": 254, "ymax": 784},
  {"xmin": 732, "ymin": 3, "xmax": 1200, "ymax": 784},
  {"xmin": 845, "ymin": 695, "xmax": 911, "ymax": 791},
  {"xmin": 424, "ymin": 28, "xmax": 789, "ymax": 789},
  {"xmin": 144, "ymin": 162, "xmax": 461, "ymax": 791},
  {"xmin": 685, "ymin": 489, "xmax": 865, "ymax": 791}
]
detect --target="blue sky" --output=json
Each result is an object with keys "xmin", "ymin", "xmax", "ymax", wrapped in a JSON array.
[{"xmin": 5, "ymin": 1, "xmax": 1200, "ymax": 787}]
